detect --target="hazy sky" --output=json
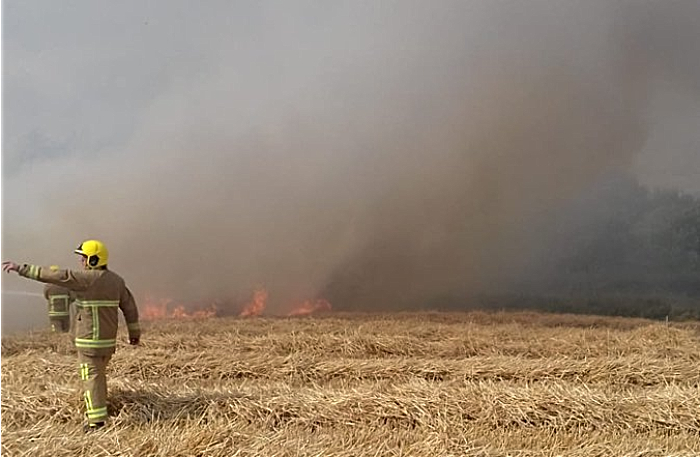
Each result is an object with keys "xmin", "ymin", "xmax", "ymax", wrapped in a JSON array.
[{"xmin": 2, "ymin": 1, "xmax": 700, "ymax": 326}]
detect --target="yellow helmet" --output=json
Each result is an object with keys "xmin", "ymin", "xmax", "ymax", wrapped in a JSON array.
[{"xmin": 74, "ymin": 240, "xmax": 109, "ymax": 268}]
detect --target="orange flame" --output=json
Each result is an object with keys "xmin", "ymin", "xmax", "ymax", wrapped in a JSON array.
[
  {"xmin": 141, "ymin": 296, "xmax": 217, "ymax": 320},
  {"xmin": 240, "ymin": 288, "xmax": 268, "ymax": 317},
  {"xmin": 141, "ymin": 297, "xmax": 171, "ymax": 320},
  {"xmin": 171, "ymin": 305, "xmax": 188, "ymax": 319},
  {"xmin": 287, "ymin": 298, "xmax": 332, "ymax": 316},
  {"xmin": 140, "ymin": 288, "xmax": 330, "ymax": 319},
  {"xmin": 190, "ymin": 307, "xmax": 218, "ymax": 318}
]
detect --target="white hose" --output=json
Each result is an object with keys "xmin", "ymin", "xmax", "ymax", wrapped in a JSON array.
[{"xmin": 1, "ymin": 290, "xmax": 44, "ymax": 297}]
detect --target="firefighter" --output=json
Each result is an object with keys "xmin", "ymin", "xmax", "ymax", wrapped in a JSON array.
[
  {"xmin": 2, "ymin": 240, "xmax": 141, "ymax": 431},
  {"xmin": 44, "ymin": 266, "xmax": 75, "ymax": 333}
]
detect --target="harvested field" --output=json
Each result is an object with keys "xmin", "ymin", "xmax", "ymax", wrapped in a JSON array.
[{"xmin": 2, "ymin": 312, "xmax": 700, "ymax": 456}]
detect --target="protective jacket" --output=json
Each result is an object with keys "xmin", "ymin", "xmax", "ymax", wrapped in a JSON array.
[
  {"xmin": 44, "ymin": 283, "xmax": 74, "ymax": 318},
  {"xmin": 19, "ymin": 264, "xmax": 140, "ymax": 356}
]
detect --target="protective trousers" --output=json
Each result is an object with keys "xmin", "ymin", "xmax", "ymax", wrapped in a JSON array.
[
  {"xmin": 50, "ymin": 317, "xmax": 70, "ymax": 333},
  {"xmin": 78, "ymin": 352, "xmax": 112, "ymax": 424}
]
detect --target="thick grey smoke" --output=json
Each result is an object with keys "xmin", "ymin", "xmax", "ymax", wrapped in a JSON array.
[{"xmin": 3, "ymin": 1, "xmax": 700, "ymax": 320}]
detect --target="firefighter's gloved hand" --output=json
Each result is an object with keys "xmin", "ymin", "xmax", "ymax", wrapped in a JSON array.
[{"xmin": 129, "ymin": 338, "xmax": 140, "ymax": 346}]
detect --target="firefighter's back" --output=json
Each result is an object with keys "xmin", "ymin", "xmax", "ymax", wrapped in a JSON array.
[{"xmin": 74, "ymin": 269, "xmax": 127, "ymax": 356}]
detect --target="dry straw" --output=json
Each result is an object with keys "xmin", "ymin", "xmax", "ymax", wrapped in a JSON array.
[{"xmin": 2, "ymin": 311, "xmax": 699, "ymax": 456}]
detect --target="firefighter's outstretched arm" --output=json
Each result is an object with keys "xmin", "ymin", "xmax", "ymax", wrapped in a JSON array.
[{"xmin": 2, "ymin": 261, "xmax": 92, "ymax": 291}]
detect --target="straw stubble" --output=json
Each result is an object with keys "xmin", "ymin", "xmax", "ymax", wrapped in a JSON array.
[{"xmin": 2, "ymin": 312, "xmax": 699, "ymax": 456}]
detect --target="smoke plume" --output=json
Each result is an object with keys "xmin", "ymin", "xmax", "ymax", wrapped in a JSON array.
[{"xmin": 3, "ymin": 1, "xmax": 700, "ymax": 319}]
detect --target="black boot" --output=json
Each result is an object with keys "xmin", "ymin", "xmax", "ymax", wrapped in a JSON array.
[{"xmin": 83, "ymin": 421, "xmax": 105, "ymax": 433}]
